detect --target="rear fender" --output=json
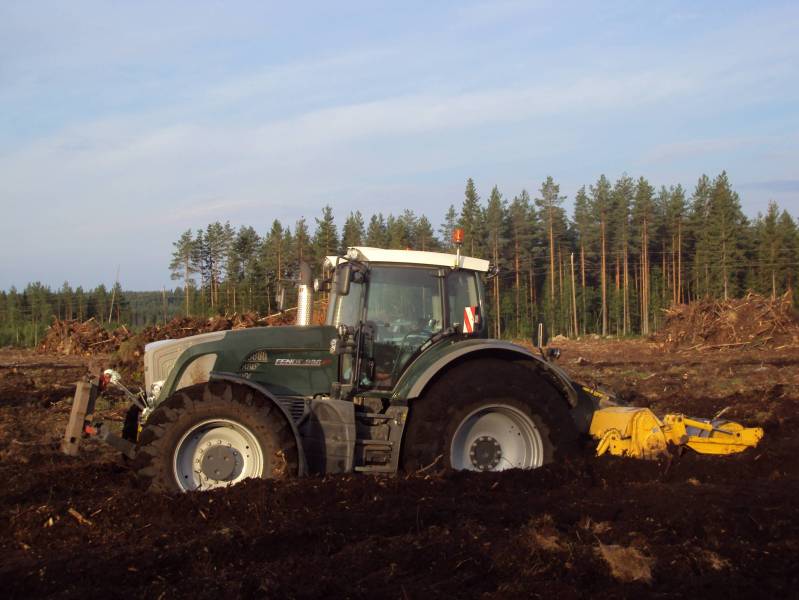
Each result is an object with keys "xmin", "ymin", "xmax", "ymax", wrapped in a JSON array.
[
  {"xmin": 391, "ymin": 340, "xmax": 589, "ymax": 426},
  {"xmin": 209, "ymin": 371, "xmax": 308, "ymax": 476}
]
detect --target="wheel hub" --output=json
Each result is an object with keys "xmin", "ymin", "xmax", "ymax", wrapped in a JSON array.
[
  {"xmin": 469, "ymin": 435, "xmax": 502, "ymax": 471},
  {"xmin": 199, "ymin": 444, "xmax": 239, "ymax": 481}
]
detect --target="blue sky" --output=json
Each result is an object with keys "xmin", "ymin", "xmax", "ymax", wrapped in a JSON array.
[{"xmin": 1, "ymin": 0, "xmax": 797, "ymax": 290}]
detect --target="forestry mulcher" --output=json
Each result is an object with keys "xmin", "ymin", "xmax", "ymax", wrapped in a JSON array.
[{"xmin": 62, "ymin": 239, "xmax": 764, "ymax": 493}]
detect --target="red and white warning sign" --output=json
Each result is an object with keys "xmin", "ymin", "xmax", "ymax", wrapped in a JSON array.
[{"xmin": 463, "ymin": 306, "xmax": 479, "ymax": 333}]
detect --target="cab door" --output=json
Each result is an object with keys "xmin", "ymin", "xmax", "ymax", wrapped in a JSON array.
[{"xmin": 361, "ymin": 266, "xmax": 444, "ymax": 389}]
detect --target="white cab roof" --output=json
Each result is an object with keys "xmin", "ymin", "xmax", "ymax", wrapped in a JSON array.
[{"xmin": 325, "ymin": 246, "xmax": 489, "ymax": 272}]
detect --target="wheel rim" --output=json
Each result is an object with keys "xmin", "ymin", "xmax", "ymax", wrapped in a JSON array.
[
  {"xmin": 450, "ymin": 404, "xmax": 544, "ymax": 471},
  {"xmin": 173, "ymin": 419, "xmax": 264, "ymax": 492}
]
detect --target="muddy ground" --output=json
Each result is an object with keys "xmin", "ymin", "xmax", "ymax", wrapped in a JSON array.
[{"xmin": 1, "ymin": 340, "xmax": 797, "ymax": 599}]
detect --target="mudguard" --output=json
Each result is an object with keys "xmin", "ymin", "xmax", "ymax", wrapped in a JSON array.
[
  {"xmin": 209, "ymin": 371, "xmax": 308, "ymax": 476},
  {"xmin": 392, "ymin": 338, "xmax": 581, "ymax": 408}
]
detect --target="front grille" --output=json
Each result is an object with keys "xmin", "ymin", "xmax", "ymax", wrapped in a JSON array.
[{"xmin": 240, "ymin": 350, "xmax": 269, "ymax": 374}]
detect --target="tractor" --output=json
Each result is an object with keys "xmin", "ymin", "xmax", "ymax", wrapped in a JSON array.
[{"xmin": 62, "ymin": 243, "xmax": 763, "ymax": 493}]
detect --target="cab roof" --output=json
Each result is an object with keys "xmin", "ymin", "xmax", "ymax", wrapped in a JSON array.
[{"xmin": 325, "ymin": 246, "xmax": 490, "ymax": 272}]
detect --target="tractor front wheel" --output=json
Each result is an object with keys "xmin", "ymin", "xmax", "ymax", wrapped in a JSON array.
[{"xmin": 132, "ymin": 382, "xmax": 299, "ymax": 493}]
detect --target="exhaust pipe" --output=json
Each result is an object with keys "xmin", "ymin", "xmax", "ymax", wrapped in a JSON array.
[{"xmin": 295, "ymin": 261, "xmax": 313, "ymax": 326}]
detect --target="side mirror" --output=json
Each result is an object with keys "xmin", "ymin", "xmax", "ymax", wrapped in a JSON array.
[
  {"xmin": 336, "ymin": 264, "xmax": 352, "ymax": 296},
  {"xmin": 314, "ymin": 278, "xmax": 331, "ymax": 293}
]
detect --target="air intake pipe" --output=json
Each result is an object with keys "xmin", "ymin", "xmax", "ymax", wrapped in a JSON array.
[{"xmin": 295, "ymin": 261, "xmax": 313, "ymax": 326}]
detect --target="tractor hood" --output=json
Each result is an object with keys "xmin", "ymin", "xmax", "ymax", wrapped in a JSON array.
[{"xmin": 149, "ymin": 325, "xmax": 338, "ymax": 404}]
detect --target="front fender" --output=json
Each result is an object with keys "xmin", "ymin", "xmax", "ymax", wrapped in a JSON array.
[
  {"xmin": 209, "ymin": 372, "xmax": 308, "ymax": 476},
  {"xmin": 391, "ymin": 339, "xmax": 580, "ymax": 408}
]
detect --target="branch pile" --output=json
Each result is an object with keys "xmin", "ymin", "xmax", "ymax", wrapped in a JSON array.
[
  {"xmin": 658, "ymin": 291, "xmax": 799, "ymax": 350},
  {"xmin": 38, "ymin": 318, "xmax": 132, "ymax": 355},
  {"xmin": 39, "ymin": 301, "xmax": 326, "ymax": 387},
  {"xmin": 40, "ymin": 313, "xmax": 274, "ymax": 357}
]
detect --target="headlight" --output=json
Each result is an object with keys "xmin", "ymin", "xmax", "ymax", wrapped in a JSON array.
[{"xmin": 149, "ymin": 380, "xmax": 165, "ymax": 402}]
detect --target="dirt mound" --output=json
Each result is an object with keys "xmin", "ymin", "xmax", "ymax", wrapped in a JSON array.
[{"xmin": 659, "ymin": 291, "xmax": 799, "ymax": 350}]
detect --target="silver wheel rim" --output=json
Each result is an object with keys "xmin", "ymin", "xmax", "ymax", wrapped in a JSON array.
[
  {"xmin": 450, "ymin": 404, "xmax": 544, "ymax": 471},
  {"xmin": 173, "ymin": 419, "xmax": 264, "ymax": 492}
]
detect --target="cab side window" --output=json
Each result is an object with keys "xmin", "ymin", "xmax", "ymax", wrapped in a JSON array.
[{"xmin": 447, "ymin": 271, "xmax": 479, "ymax": 330}]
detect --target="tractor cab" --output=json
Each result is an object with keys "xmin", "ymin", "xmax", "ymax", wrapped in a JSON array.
[{"xmin": 324, "ymin": 247, "xmax": 489, "ymax": 393}]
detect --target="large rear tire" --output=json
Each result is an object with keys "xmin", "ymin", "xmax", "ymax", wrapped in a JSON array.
[
  {"xmin": 402, "ymin": 358, "xmax": 578, "ymax": 472},
  {"xmin": 132, "ymin": 382, "xmax": 299, "ymax": 493}
]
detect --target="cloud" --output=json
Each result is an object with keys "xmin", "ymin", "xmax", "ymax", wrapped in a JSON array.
[
  {"xmin": 737, "ymin": 180, "xmax": 799, "ymax": 193},
  {"xmin": 641, "ymin": 137, "xmax": 753, "ymax": 164}
]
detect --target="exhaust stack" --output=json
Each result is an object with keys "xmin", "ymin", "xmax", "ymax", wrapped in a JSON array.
[{"xmin": 295, "ymin": 261, "xmax": 313, "ymax": 326}]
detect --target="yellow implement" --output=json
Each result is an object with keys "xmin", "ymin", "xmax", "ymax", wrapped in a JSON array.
[{"xmin": 589, "ymin": 406, "xmax": 764, "ymax": 459}]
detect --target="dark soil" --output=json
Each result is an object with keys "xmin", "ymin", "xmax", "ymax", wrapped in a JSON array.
[{"xmin": 1, "ymin": 342, "xmax": 798, "ymax": 599}]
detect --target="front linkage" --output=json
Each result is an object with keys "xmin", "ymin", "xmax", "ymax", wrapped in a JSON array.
[{"xmin": 61, "ymin": 369, "xmax": 148, "ymax": 460}]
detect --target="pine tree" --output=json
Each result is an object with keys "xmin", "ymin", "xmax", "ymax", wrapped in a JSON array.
[
  {"xmin": 459, "ymin": 178, "xmax": 484, "ymax": 257},
  {"xmin": 535, "ymin": 177, "xmax": 570, "ymax": 335},
  {"xmin": 688, "ymin": 175, "xmax": 712, "ymax": 299},
  {"xmin": 262, "ymin": 220, "xmax": 287, "ymax": 312},
  {"xmin": 572, "ymin": 186, "xmax": 593, "ymax": 333},
  {"xmin": 313, "ymin": 206, "xmax": 339, "ymax": 265},
  {"xmin": 230, "ymin": 226, "xmax": 261, "ymax": 312},
  {"xmin": 60, "ymin": 281, "xmax": 74, "ymax": 320},
  {"xmin": 590, "ymin": 175, "xmax": 612, "ymax": 336},
  {"xmin": 294, "ymin": 218, "xmax": 312, "ymax": 265},
  {"xmin": 705, "ymin": 172, "xmax": 747, "ymax": 299},
  {"xmin": 757, "ymin": 201, "xmax": 781, "ymax": 298},
  {"xmin": 191, "ymin": 229, "xmax": 208, "ymax": 312},
  {"xmin": 414, "ymin": 215, "xmax": 437, "ymax": 251},
  {"xmin": 666, "ymin": 185, "xmax": 687, "ymax": 304},
  {"xmin": 74, "ymin": 286, "xmax": 86, "ymax": 320},
  {"xmin": 508, "ymin": 191, "xmax": 533, "ymax": 336},
  {"xmin": 439, "ymin": 204, "xmax": 458, "ymax": 251},
  {"xmin": 203, "ymin": 221, "xmax": 232, "ymax": 310},
  {"xmin": 776, "ymin": 209, "xmax": 798, "ymax": 294},
  {"xmin": 169, "ymin": 229, "xmax": 197, "ymax": 316},
  {"xmin": 610, "ymin": 175, "xmax": 634, "ymax": 334},
  {"xmin": 385, "ymin": 213, "xmax": 414, "ymax": 249},
  {"xmin": 632, "ymin": 177, "xmax": 655, "ymax": 334},
  {"xmin": 366, "ymin": 214, "xmax": 387, "ymax": 247},
  {"xmin": 485, "ymin": 186, "xmax": 506, "ymax": 337},
  {"xmin": 341, "ymin": 211, "xmax": 366, "ymax": 251}
]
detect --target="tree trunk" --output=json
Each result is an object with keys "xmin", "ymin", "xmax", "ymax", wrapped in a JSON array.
[
  {"xmin": 570, "ymin": 253, "xmax": 578, "ymax": 337},
  {"xmin": 677, "ymin": 220, "xmax": 682, "ymax": 303},
  {"xmin": 580, "ymin": 244, "xmax": 586, "ymax": 335},
  {"xmin": 514, "ymin": 235, "xmax": 520, "ymax": 336},
  {"xmin": 601, "ymin": 220, "xmax": 607, "ymax": 336}
]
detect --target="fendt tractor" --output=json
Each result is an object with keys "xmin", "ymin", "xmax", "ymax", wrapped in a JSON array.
[{"xmin": 62, "ymin": 238, "xmax": 764, "ymax": 493}]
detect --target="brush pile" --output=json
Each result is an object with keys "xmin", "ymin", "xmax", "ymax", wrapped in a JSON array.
[
  {"xmin": 39, "ymin": 313, "xmax": 271, "ymax": 357},
  {"xmin": 38, "ymin": 318, "xmax": 131, "ymax": 355},
  {"xmin": 659, "ymin": 291, "xmax": 799, "ymax": 350}
]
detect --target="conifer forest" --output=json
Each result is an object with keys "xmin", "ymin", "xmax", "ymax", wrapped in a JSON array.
[{"xmin": 1, "ymin": 172, "xmax": 797, "ymax": 346}]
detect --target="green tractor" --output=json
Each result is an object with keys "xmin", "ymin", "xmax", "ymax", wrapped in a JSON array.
[{"xmin": 63, "ymin": 245, "xmax": 763, "ymax": 492}]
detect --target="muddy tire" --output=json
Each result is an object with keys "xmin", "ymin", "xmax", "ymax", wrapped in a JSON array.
[
  {"xmin": 402, "ymin": 358, "xmax": 578, "ymax": 472},
  {"xmin": 132, "ymin": 382, "xmax": 299, "ymax": 493}
]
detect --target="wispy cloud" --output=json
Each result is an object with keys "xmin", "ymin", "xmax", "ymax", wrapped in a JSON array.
[{"xmin": 737, "ymin": 180, "xmax": 799, "ymax": 193}]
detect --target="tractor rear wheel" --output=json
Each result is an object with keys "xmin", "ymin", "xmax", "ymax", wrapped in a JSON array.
[
  {"xmin": 132, "ymin": 382, "xmax": 299, "ymax": 493},
  {"xmin": 402, "ymin": 358, "xmax": 577, "ymax": 472}
]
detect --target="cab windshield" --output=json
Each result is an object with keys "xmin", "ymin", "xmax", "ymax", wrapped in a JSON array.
[{"xmin": 327, "ymin": 265, "xmax": 444, "ymax": 331}]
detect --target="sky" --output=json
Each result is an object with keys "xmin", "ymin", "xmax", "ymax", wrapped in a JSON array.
[{"xmin": 1, "ymin": 0, "xmax": 798, "ymax": 290}]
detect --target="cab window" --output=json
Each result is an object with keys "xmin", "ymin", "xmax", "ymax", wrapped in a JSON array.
[
  {"xmin": 364, "ymin": 266, "xmax": 443, "ymax": 389},
  {"xmin": 446, "ymin": 270, "xmax": 480, "ymax": 330}
]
